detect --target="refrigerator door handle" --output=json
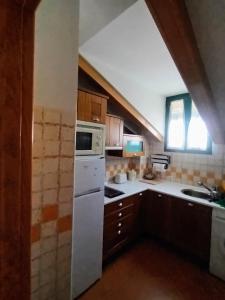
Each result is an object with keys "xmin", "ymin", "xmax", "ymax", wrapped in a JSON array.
[{"xmin": 75, "ymin": 188, "xmax": 101, "ymax": 198}]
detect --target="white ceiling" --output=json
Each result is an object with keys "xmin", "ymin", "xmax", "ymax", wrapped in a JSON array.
[
  {"xmin": 80, "ymin": 0, "xmax": 187, "ymax": 135},
  {"xmin": 79, "ymin": 0, "xmax": 137, "ymax": 45}
]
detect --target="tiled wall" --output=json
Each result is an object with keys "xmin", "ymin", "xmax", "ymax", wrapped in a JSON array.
[
  {"xmin": 31, "ymin": 106, "xmax": 75, "ymax": 300},
  {"xmin": 149, "ymin": 141, "xmax": 225, "ymax": 186}
]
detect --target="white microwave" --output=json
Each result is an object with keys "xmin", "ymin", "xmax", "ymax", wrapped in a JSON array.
[{"xmin": 75, "ymin": 121, "xmax": 105, "ymax": 156}]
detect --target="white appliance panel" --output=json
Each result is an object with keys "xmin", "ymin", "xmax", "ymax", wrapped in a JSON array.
[
  {"xmin": 210, "ymin": 214, "xmax": 225, "ymax": 281},
  {"xmin": 74, "ymin": 157, "xmax": 105, "ymax": 196},
  {"xmin": 72, "ymin": 191, "xmax": 104, "ymax": 298}
]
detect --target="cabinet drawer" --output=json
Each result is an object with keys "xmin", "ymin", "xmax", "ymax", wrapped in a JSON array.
[
  {"xmin": 104, "ymin": 215, "xmax": 134, "ymax": 238},
  {"xmin": 104, "ymin": 197, "xmax": 134, "ymax": 216},
  {"xmin": 104, "ymin": 205, "xmax": 136, "ymax": 225},
  {"xmin": 103, "ymin": 237, "xmax": 128, "ymax": 261},
  {"xmin": 103, "ymin": 227, "xmax": 130, "ymax": 251}
]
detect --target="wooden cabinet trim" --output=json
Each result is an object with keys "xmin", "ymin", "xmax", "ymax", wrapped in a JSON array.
[{"xmin": 0, "ymin": 1, "xmax": 40, "ymax": 299}]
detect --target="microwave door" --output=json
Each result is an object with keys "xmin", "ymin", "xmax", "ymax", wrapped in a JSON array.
[{"xmin": 76, "ymin": 130, "xmax": 94, "ymax": 155}]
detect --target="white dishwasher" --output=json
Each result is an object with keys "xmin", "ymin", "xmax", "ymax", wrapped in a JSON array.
[{"xmin": 210, "ymin": 208, "xmax": 225, "ymax": 281}]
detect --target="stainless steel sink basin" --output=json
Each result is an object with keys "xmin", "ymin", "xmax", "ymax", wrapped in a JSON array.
[{"xmin": 181, "ymin": 189, "xmax": 211, "ymax": 200}]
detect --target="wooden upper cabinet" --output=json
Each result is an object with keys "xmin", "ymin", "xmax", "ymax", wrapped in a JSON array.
[
  {"xmin": 77, "ymin": 89, "xmax": 108, "ymax": 124},
  {"xmin": 105, "ymin": 114, "xmax": 124, "ymax": 149},
  {"xmin": 123, "ymin": 134, "xmax": 144, "ymax": 157}
]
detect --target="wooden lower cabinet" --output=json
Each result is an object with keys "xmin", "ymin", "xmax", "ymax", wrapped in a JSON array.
[
  {"xmin": 103, "ymin": 192, "xmax": 146, "ymax": 261},
  {"xmin": 170, "ymin": 196, "xmax": 212, "ymax": 262},
  {"xmin": 142, "ymin": 191, "xmax": 171, "ymax": 242},
  {"xmin": 143, "ymin": 190, "xmax": 212, "ymax": 263}
]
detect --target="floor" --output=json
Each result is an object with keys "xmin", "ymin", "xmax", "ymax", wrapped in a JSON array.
[{"xmin": 79, "ymin": 239, "xmax": 225, "ymax": 300}]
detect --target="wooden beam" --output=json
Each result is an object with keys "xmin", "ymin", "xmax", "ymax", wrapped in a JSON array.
[
  {"xmin": 79, "ymin": 54, "xmax": 163, "ymax": 142},
  {"xmin": 145, "ymin": 0, "xmax": 224, "ymax": 144},
  {"xmin": 0, "ymin": 1, "xmax": 40, "ymax": 299}
]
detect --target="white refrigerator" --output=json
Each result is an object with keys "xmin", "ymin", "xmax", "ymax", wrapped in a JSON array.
[{"xmin": 71, "ymin": 156, "xmax": 105, "ymax": 298}]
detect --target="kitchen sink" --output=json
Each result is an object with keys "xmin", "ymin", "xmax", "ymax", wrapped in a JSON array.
[{"xmin": 181, "ymin": 189, "xmax": 211, "ymax": 200}]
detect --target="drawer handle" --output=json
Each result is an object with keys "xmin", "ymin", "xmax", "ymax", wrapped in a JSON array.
[
  {"xmin": 118, "ymin": 212, "xmax": 122, "ymax": 217},
  {"xmin": 139, "ymin": 193, "xmax": 143, "ymax": 196},
  {"xmin": 188, "ymin": 202, "xmax": 194, "ymax": 207},
  {"xmin": 118, "ymin": 222, "xmax": 122, "ymax": 227},
  {"xmin": 118, "ymin": 202, "xmax": 123, "ymax": 207},
  {"xmin": 92, "ymin": 116, "xmax": 100, "ymax": 122},
  {"xmin": 158, "ymin": 194, "xmax": 162, "ymax": 198},
  {"xmin": 118, "ymin": 230, "xmax": 121, "ymax": 235}
]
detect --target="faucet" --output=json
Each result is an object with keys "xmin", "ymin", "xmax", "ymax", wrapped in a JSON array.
[{"xmin": 197, "ymin": 181, "xmax": 219, "ymax": 202}]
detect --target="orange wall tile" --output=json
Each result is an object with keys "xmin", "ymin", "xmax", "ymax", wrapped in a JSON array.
[
  {"xmin": 57, "ymin": 215, "xmax": 72, "ymax": 233},
  {"xmin": 42, "ymin": 204, "xmax": 58, "ymax": 223}
]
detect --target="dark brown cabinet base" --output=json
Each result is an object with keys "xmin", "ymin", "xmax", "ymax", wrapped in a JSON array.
[
  {"xmin": 142, "ymin": 190, "xmax": 212, "ymax": 263},
  {"xmin": 103, "ymin": 192, "xmax": 147, "ymax": 261},
  {"xmin": 104, "ymin": 189, "xmax": 212, "ymax": 264}
]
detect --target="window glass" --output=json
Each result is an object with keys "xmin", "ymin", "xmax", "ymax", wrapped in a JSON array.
[
  {"xmin": 167, "ymin": 100, "xmax": 185, "ymax": 149},
  {"xmin": 187, "ymin": 102, "xmax": 208, "ymax": 150},
  {"xmin": 165, "ymin": 93, "xmax": 211, "ymax": 154}
]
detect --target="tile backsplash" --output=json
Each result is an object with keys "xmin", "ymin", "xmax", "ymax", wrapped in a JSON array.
[
  {"xmin": 31, "ymin": 106, "xmax": 75, "ymax": 300},
  {"xmin": 149, "ymin": 141, "xmax": 225, "ymax": 186}
]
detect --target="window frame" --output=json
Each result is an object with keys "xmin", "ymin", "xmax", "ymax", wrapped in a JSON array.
[{"xmin": 164, "ymin": 93, "xmax": 212, "ymax": 154}]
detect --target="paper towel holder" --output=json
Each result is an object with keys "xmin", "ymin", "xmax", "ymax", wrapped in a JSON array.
[{"xmin": 150, "ymin": 154, "xmax": 170, "ymax": 170}]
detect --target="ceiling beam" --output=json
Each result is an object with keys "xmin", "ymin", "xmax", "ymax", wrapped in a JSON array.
[
  {"xmin": 79, "ymin": 54, "xmax": 163, "ymax": 142},
  {"xmin": 145, "ymin": 0, "xmax": 224, "ymax": 144}
]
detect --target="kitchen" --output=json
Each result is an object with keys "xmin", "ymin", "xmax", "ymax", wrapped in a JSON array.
[
  {"xmin": 72, "ymin": 70, "xmax": 225, "ymax": 299},
  {"xmin": 29, "ymin": 1, "xmax": 225, "ymax": 300}
]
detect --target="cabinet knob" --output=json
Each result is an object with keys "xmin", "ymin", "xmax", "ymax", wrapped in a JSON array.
[
  {"xmin": 92, "ymin": 116, "xmax": 100, "ymax": 122},
  {"xmin": 158, "ymin": 194, "xmax": 162, "ymax": 198},
  {"xmin": 118, "ymin": 230, "xmax": 121, "ymax": 235},
  {"xmin": 188, "ymin": 202, "xmax": 194, "ymax": 207},
  {"xmin": 139, "ymin": 193, "xmax": 143, "ymax": 196},
  {"xmin": 118, "ymin": 222, "xmax": 122, "ymax": 227},
  {"xmin": 118, "ymin": 212, "xmax": 122, "ymax": 217},
  {"xmin": 118, "ymin": 202, "xmax": 123, "ymax": 207}
]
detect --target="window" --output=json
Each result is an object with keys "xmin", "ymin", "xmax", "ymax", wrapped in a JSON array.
[{"xmin": 165, "ymin": 93, "xmax": 212, "ymax": 154}]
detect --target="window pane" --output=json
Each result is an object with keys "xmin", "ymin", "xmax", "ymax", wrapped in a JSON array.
[
  {"xmin": 167, "ymin": 100, "xmax": 185, "ymax": 149},
  {"xmin": 187, "ymin": 102, "xmax": 208, "ymax": 150}
]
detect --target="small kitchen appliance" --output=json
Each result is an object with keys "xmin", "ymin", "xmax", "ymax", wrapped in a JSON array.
[
  {"xmin": 114, "ymin": 172, "xmax": 127, "ymax": 184},
  {"xmin": 76, "ymin": 120, "xmax": 105, "ymax": 156}
]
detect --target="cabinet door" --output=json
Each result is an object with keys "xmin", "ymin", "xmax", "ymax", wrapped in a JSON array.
[
  {"xmin": 123, "ymin": 134, "xmax": 144, "ymax": 157},
  {"xmin": 105, "ymin": 115, "xmax": 111, "ymax": 146},
  {"xmin": 90, "ymin": 94, "xmax": 107, "ymax": 124},
  {"xmin": 109, "ymin": 116, "xmax": 123, "ymax": 147},
  {"xmin": 170, "ymin": 196, "xmax": 212, "ymax": 262},
  {"xmin": 77, "ymin": 90, "xmax": 107, "ymax": 124},
  {"xmin": 77, "ymin": 90, "xmax": 90, "ymax": 122},
  {"xmin": 105, "ymin": 115, "xmax": 123, "ymax": 148},
  {"xmin": 143, "ymin": 191, "xmax": 171, "ymax": 241}
]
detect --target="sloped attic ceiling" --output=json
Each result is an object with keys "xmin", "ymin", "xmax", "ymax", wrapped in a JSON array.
[
  {"xmin": 79, "ymin": 0, "xmax": 138, "ymax": 45},
  {"xmin": 185, "ymin": 0, "xmax": 225, "ymax": 142},
  {"xmin": 79, "ymin": 0, "xmax": 187, "ymax": 136}
]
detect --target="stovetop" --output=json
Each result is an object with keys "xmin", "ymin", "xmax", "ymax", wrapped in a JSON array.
[{"xmin": 104, "ymin": 186, "xmax": 125, "ymax": 198}]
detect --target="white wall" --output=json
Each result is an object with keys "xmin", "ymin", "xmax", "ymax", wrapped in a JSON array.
[
  {"xmin": 80, "ymin": 0, "xmax": 187, "ymax": 135},
  {"xmin": 34, "ymin": 0, "xmax": 79, "ymax": 112},
  {"xmin": 79, "ymin": 0, "xmax": 137, "ymax": 45}
]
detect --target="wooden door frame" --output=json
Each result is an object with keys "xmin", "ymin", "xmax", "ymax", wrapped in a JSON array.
[{"xmin": 0, "ymin": 1, "xmax": 41, "ymax": 299}]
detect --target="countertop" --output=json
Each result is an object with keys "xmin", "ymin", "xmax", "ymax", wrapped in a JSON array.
[{"xmin": 104, "ymin": 180, "xmax": 225, "ymax": 210}]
